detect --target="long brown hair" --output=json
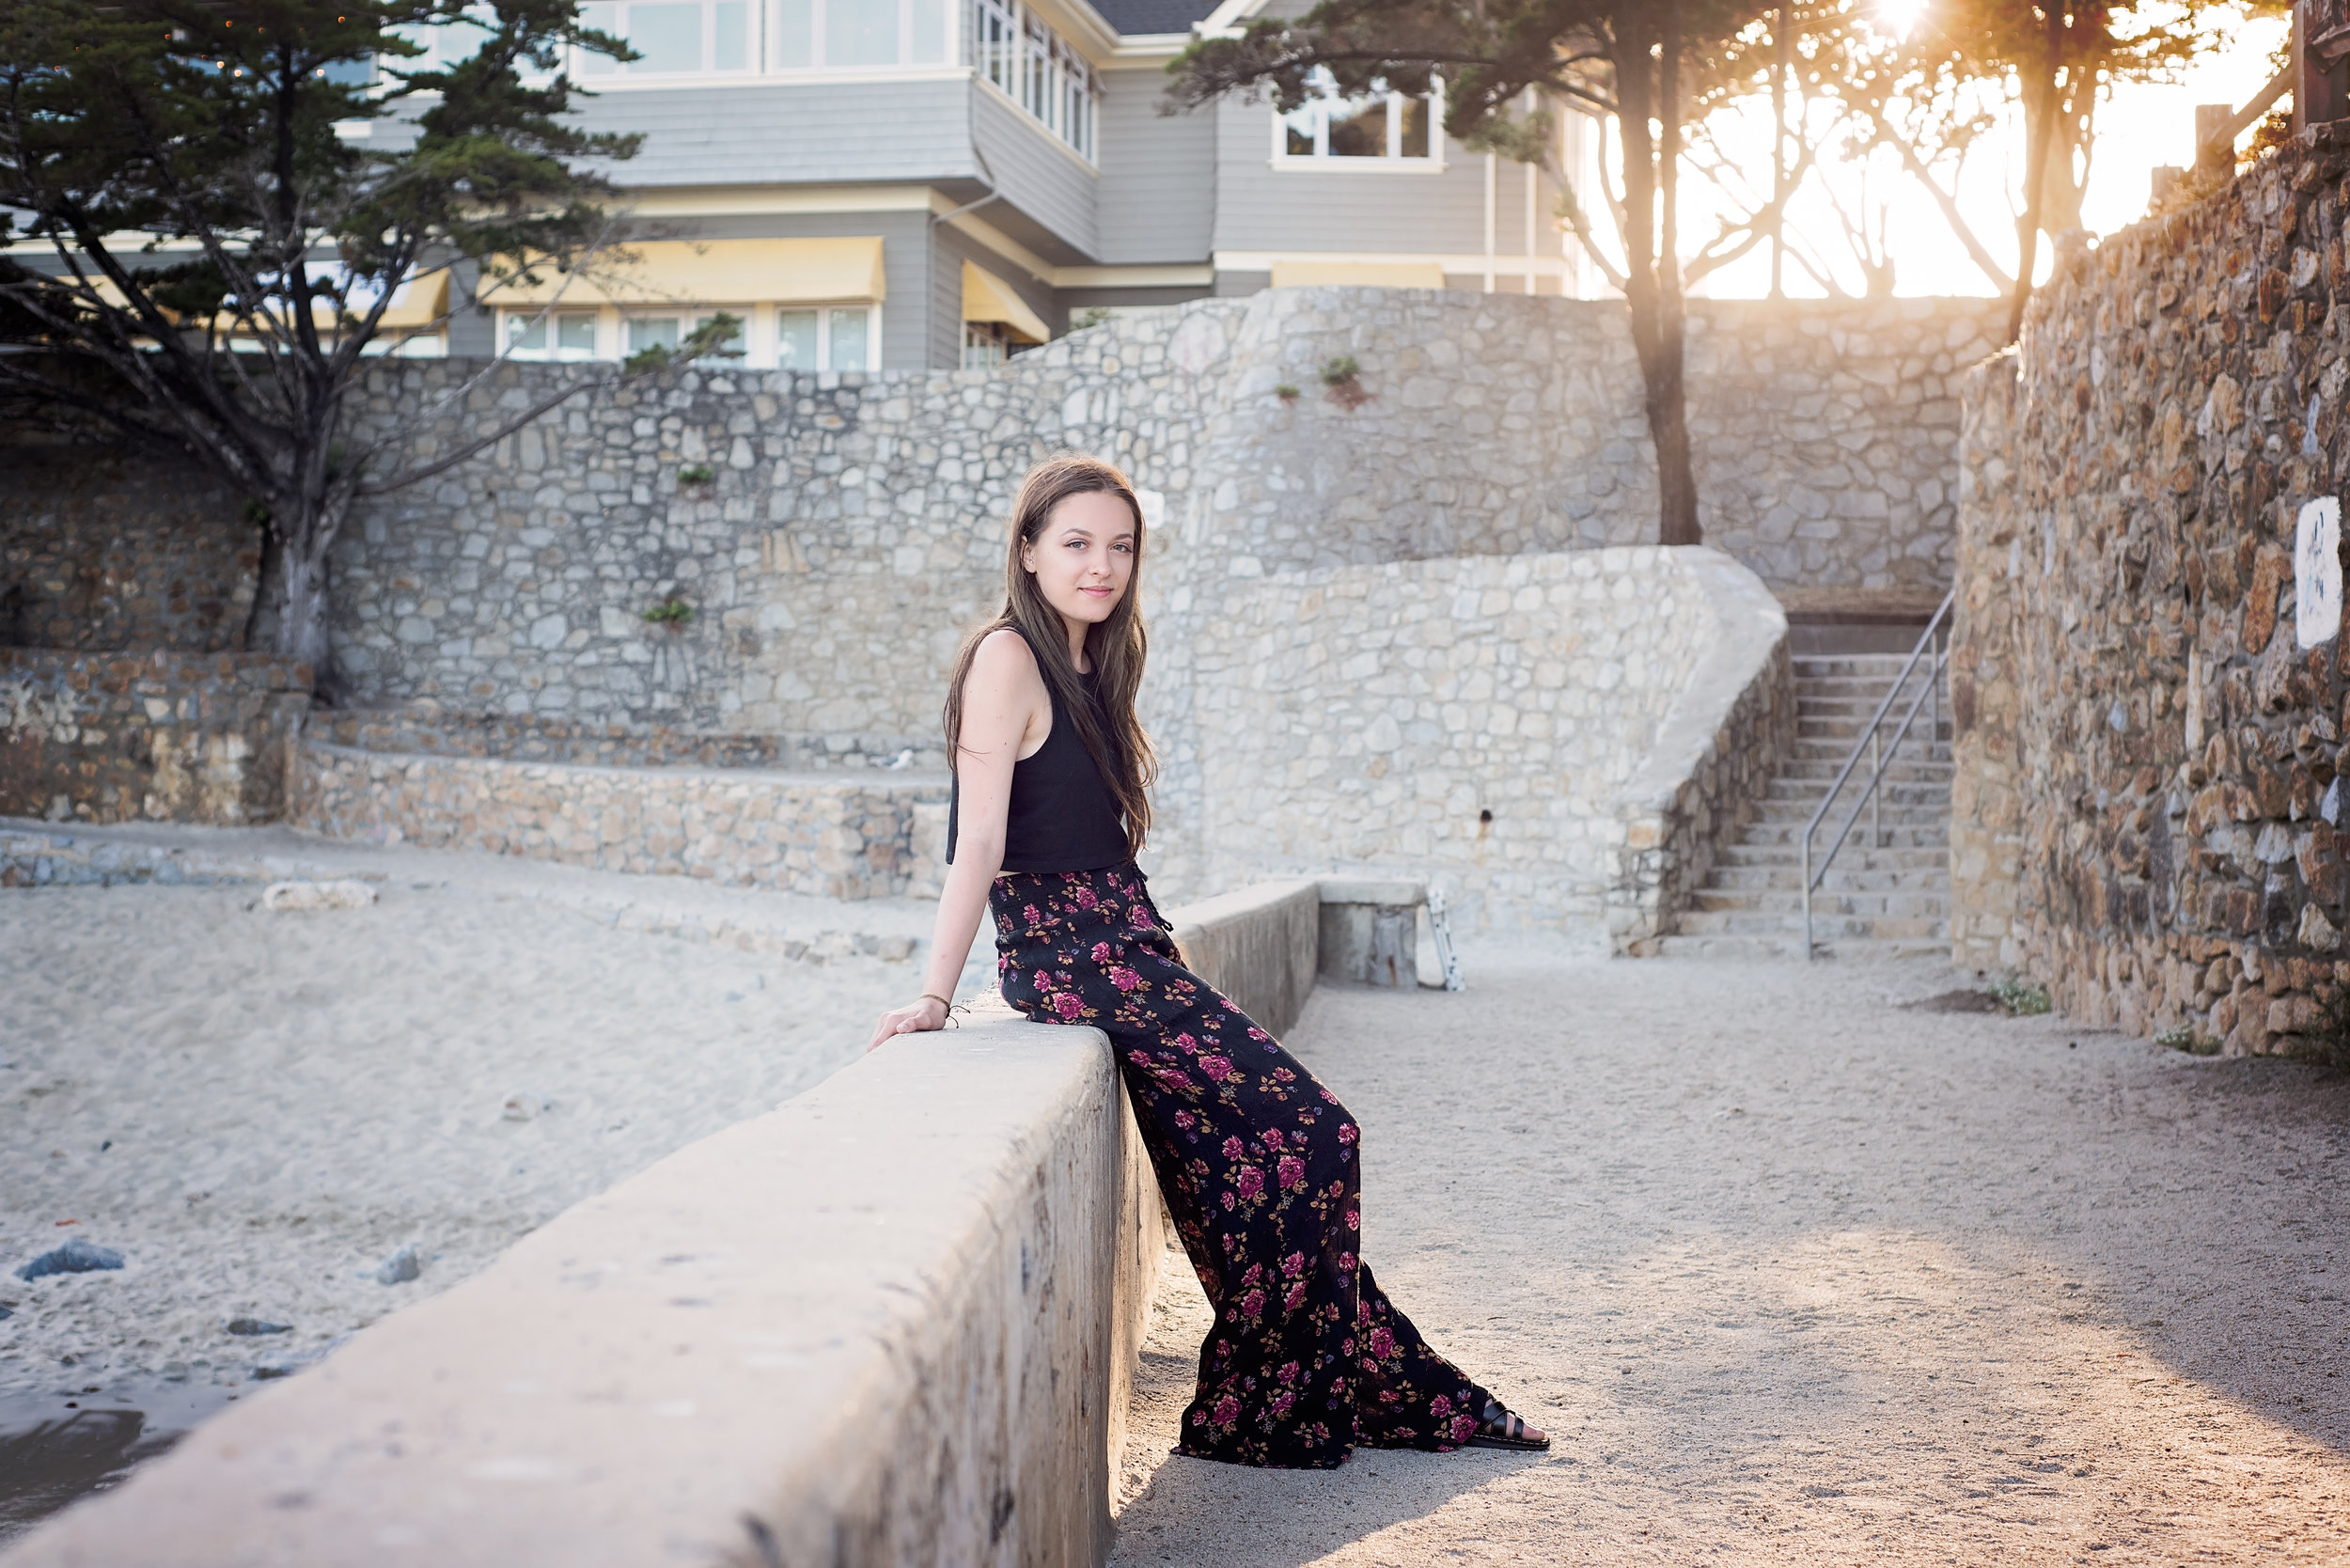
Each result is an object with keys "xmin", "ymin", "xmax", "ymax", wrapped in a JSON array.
[{"xmin": 944, "ymin": 454, "xmax": 1157, "ymax": 856}]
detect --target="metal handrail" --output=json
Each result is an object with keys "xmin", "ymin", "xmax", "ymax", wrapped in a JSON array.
[{"xmin": 1799, "ymin": 590, "xmax": 1957, "ymax": 960}]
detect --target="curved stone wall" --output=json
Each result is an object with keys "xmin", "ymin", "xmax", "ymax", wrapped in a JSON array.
[{"xmin": 1183, "ymin": 545, "xmax": 1791, "ymax": 940}]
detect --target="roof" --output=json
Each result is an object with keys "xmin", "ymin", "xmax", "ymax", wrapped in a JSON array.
[{"xmin": 1088, "ymin": 0, "xmax": 1219, "ymax": 37}]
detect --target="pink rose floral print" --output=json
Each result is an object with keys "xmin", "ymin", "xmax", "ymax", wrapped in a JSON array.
[{"xmin": 992, "ymin": 864, "xmax": 1492, "ymax": 1469}]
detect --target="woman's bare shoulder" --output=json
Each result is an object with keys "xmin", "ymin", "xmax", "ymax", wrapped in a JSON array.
[{"xmin": 968, "ymin": 626, "xmax": 1042, "ymax": 685}]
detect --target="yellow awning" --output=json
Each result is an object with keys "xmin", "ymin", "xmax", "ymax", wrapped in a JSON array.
[
  {"xmin": 961, "ymin": 260, "xmax": 1050, "ymax": 345},
  {"xmin": 1268, "ymin": 260, "xmax": 1447, "ymax": 290},
  {"xmin": 481, "ymin": 238, "xmax": 887, "ymax": 306},
  {"xmin": 375, "ymin": 268, "xmax": 449, "ymax": 330}
]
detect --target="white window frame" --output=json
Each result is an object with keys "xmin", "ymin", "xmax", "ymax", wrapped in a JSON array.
[
  {"xmin": 497, "ymin": 303, "xmax": 878, "ymax": 370},
  {"xmin": 572, "ymin": 0, "xmax": 759, "ymax": 78},
  {"xmin": 1270, "ymin": 70, "xmax": 1445, "ymax": 173},
  {"xmin": 500, "ymin": 307, "xmax": 606, "ymax": 362},
  {"xmin": 765, "ymin": 0, "xmax": 957, "ymax": 74},
  {"xmin": 970, "ymin": 0, "xmax": 1096, "ymax": 163},
  {"xmin": 772, "ymin": 302, "xmax": 881, "ymax": 371}
]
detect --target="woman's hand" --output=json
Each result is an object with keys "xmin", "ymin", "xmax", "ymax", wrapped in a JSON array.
[{"xmin": 868, "ymin": 995, "xmax": 948, "ymax": 1051}]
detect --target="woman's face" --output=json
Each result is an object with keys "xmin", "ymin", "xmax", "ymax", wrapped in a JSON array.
[{"xmin": 1022, "ymin": 491, "xmax": 1137, "ymax": 631}]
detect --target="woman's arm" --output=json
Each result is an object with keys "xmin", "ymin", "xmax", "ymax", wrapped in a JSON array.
[{"xmin": 867, "ymin": 630, "xmax": 1042, "ymax": 1050}]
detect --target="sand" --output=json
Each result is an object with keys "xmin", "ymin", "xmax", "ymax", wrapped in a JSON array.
[
  {"xmin": 1109, "ymin": 951, "xmax": 2350, "ymax": 1565},
  {"xmin": 0, "ymin": 855, "xmax": 963, "ymax": 1409}
]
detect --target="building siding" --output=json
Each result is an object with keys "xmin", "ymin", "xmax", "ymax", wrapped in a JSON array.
[
  {"xmin": 932, "ymin": 225, "xmax": 1065, "ymax": 367},
  {"xmin": 1093, "ymin": 70, "xmax": 1214, "ymax": 264},
  {"xmin": 969, "ymin": 85, "xmax": 1101, "ymax": 262},
  {"xmin": 1209, "ymin": 95, "xmax": 1561, "ymax": 275},
  {"xmin": 569, "ymin": 77, "xmax": 978, "ymax": 189}
]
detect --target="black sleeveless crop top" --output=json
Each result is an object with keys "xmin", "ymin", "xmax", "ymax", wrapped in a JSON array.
[{"xmin": 946, "ymin": 649, "xmax": 1130, "ymax": 873}]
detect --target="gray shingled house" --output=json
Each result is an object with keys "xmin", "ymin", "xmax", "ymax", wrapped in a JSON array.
[{"xmin": 417, "ymin": 0, "xmax": 1592, "ymax": 369}]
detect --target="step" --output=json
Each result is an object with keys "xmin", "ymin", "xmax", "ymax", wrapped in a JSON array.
[
  {"xmin": 1780, "ymin": 760, "xmax": 1953, "ymax": 783},
  {"xmin": 1763, "ymin": 783, "xmax": 1950, "ymax": 809},
  {"xmin": 1795, "ymin": 715, "xmax": 1952, "ymax": 739},
  {"xmin": 1671, "ymin": 908, "xmax": 1948, "ymax": 940},
  {"xmin": 1787, "ymin": 739, "xmax": 1951, "ymax": 760},
  {"xmin": 1736, "ymin": 823, "xmax": 1950, "ymax": 850},
  {"xmin": 1651, "ymin": 933, "xmax": 1954, "ymax": 962},
  {"xmin": 1688, "ymin": 888, "xmax": 1950, "ymax": 917},
  {"xmin": 1714, "ymin": 843, "xmax": 1948, "ymax": 870},
  {"xmin": 1704, "ymin": 863, "xmax": 1952, "ymax": 894}
]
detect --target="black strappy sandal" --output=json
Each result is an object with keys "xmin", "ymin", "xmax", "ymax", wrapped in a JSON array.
[{"xmin": 1468, "ymin": 1397, "xmax": 1550, "ymax": 1451}]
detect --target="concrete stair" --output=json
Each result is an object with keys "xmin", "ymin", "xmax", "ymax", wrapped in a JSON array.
[{"xmin": 1655, "ymin": 652, "xmax": 1951, "ymax": 961}]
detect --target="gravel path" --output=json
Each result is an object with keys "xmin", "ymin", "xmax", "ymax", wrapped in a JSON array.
[{"xmin": 1110, "ymin": 952, "xmax": 2350, "ymax": 1565}]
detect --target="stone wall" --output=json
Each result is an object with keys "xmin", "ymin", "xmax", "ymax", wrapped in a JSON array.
[
  {"xmin": 307, "ymin": 291, "xmax": 1991, "ymax": 741},
  {"xmin": 3, "ymin": 289, "xmax": 1989, "ymax": 926},
  {"xmin": 0, "ymin": 649, "xmax": 311, "ymax": 825},
  {"xmin": 290, "ymin": 740, "xmax": 948, "ymax": 900},
  {"xmin": 1950, "ymin": 141, "xmax": 2350, "ymax": 1053},
  {"xmin": 1181, "ymin": 544, "xmax": 1789, "ymax": 939},
  {"xmin": 0, "ymin": 447, "xmax": 254, "ymax": 651},
  {"xmin": 1606, "ymin": 552, "xmax": 1797, "ymax": 955}
]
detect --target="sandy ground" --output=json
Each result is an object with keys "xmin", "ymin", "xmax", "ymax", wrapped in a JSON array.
[
  {"xmin": 1109, "ymin": 952, "xmax": 2350, "ymax": 1566},
  {"xmin": 0, "ymin": 866, "xmax": 951, "ymax": 1407}
]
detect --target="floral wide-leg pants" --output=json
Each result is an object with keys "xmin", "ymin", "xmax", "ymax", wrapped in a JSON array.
[{"xmin": 991, "ymin": 863, "xmax": 1491, "ymax": 1469}]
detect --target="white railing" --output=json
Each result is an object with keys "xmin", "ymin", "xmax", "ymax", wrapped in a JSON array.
[{"xmin": 1798, "ymin": 592, "xmax": 1955, "ymax": 960}]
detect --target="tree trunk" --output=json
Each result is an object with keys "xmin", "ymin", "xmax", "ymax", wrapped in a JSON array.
[
  {"xmin": 2007, "ymin": 5, "xmax": 2068, "ymax": 345},
  {"xmin": 1613, "ymin": 9, "xmax": 1703, "ymax": 548},
  {"xmin": 271, "ymin": 492, "xmax": 349, "ymax": 691}
]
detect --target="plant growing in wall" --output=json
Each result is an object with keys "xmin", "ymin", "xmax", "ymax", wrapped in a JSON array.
[
  {"xmin": 677, "ymin": 464, "xmax": 716, "ymax": 485},
  {"xmin": 0, "ymin": 0, "xmax": 738, "ymax": 693},
  {"xmin": 1274, "ymin": 383, "xmax": 1301, "ymax": 402},
  {"xmin": 1319, "ymin": 355, "xmax": 1370, "ymax": 411},
  {"xmin": 639, "ymin": 593, "xmax": 694, "ymax": 629}
]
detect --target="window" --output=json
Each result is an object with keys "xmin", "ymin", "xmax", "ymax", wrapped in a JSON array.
[
  {"xmin": 496, "ymin": 304, "xmax": 871, "ymax": 369},
  {"xmin": 1277, "ymin": 69, "xmax": 1438, "ymax": 164},
  {"xmin": 971, "ymin": 0, "xmax": 1095, "ymax": 161},
  {"xmin": 576, "ymin": 0, "xmax": 751, "ymax": 75},
  {"xmin": 504, "ymin": 309, "xmax": 602, "ymax": 360},
  {"xmin": 625, "ymin": 310, "xmax": 745, "ymax": 360},
  {"xmin": 777, "ymin": 306, "xmax": 875, "ymax": 370},
  {"xmin": 964, "ymin": 321, "xmax": 1027, "ymax": 368},
  {"xmin": 769, "ymin": 0, "xmax": 948, "ymax": 70},
  {"xmin": 386, "ymin": 6, "xmax": 498, "ymax": 75}
]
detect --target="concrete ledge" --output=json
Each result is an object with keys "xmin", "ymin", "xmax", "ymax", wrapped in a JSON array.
[
  {"xmin": 1164, "ymin": 879, "xmax": 1319, "ymax": 1038},
  {"xmin": 0, "ymin": 1023, "xmax": 1158, "ymax": 1568},
  {"xmin": 0, "ymin": 881, "xmax": 1326, "ymax": 1568}
]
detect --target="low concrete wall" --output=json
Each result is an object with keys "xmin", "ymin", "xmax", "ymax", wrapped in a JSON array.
[
  {"xmin": 0, "ymin": 649, "xmax": 312, "ymax": 825},
  {"xmin": 0, "ymin": 880, "xmax": 1325, "ymax": 1568},
  {"xmin": 290, "ymin": 739, "xmax": 950, "ymax": 901},
  {"xmin": 1164, "ymin": 879, "xmax": 1319, "ymax": 1037}
]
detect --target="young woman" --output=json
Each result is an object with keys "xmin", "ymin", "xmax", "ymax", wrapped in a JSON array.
[{"xmin": 867, "ymin": 454, "xmax": 1545, "ymax": 1469}]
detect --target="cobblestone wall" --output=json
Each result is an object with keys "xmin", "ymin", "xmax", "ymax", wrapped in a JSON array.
[
  {"xmin": 0, "ymin": 447, "xmax": 255, "ymax": 651},
  {"xmin": 1950, "ymin": 141, "xmax": 2350, "ymax": 1053},
  {"xmin": 0, "ymin": 649, "xmax": 311, "ymax": 824},
  {"xmin": 290, "ymin": 741, "xmax": 948, "ymax": 900}
]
